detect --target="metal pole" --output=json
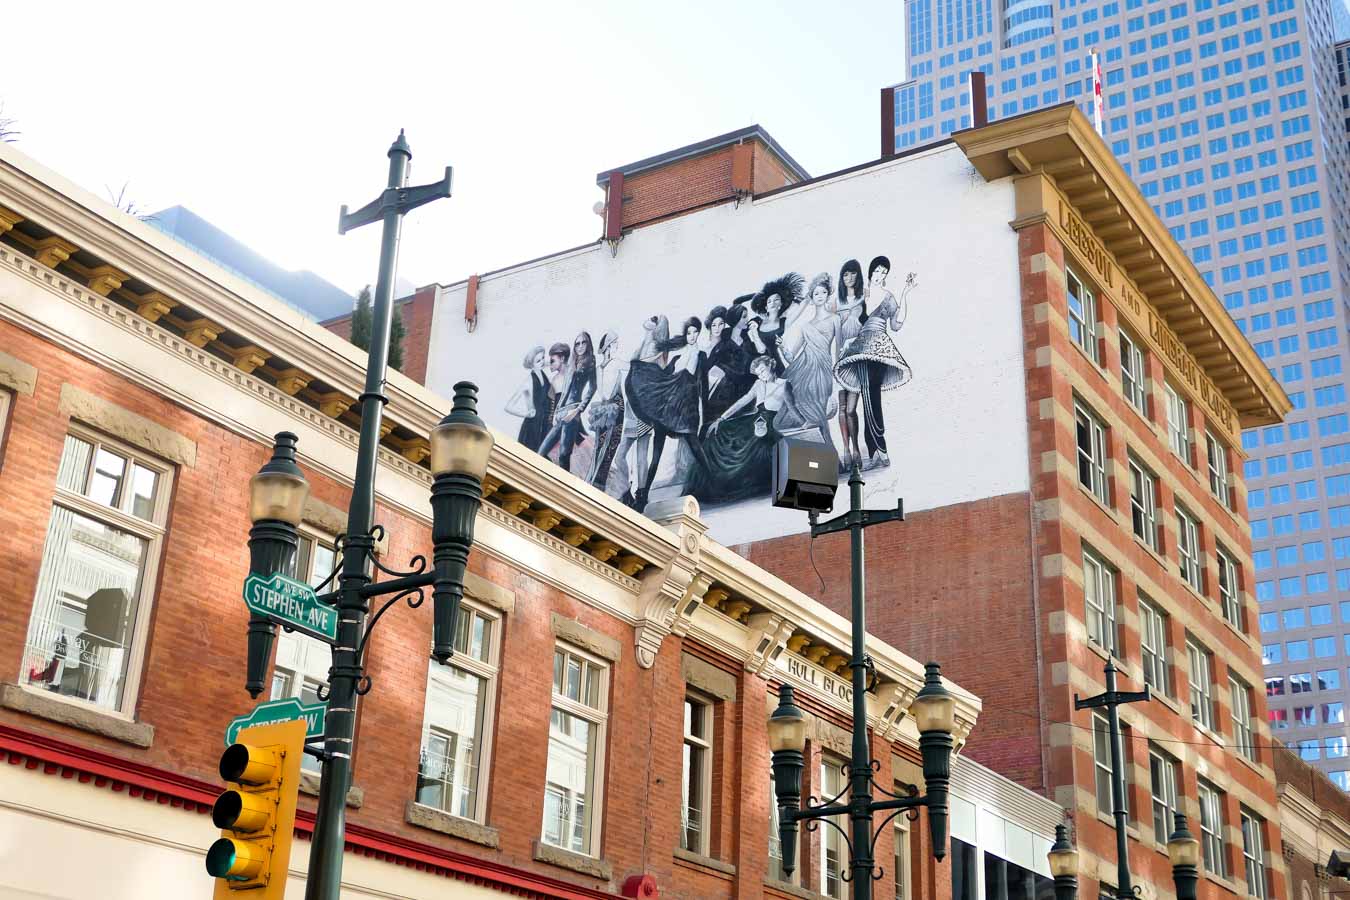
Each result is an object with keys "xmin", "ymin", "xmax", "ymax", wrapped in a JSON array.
[
  {"xmin": 305, "ymin": 135, "xmax": 409, "ymax": 900},
  {"xmin": 1104, "ymin": 662, "xmax": 1133, "ymax": 900},
  {"xmin": 847, "ymin": 464, "xmax": 874, "ymax": 900}
]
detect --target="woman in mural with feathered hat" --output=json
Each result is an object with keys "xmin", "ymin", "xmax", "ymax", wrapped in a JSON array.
[
  {"xmin": 745, "ymin": 273, "xmax": 802, "ymax": 374},
  {"xmin": 778, "ymin": 271, "xmax": 840, "ymax": 454},
  {"xmin": 834, "ymin": 257, "xmax": 914, "ymax": 469}
]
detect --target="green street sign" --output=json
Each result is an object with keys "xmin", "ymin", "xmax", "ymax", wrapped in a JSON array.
[
  {"xmin": 225, "ymin": 697, "xmax": 327, "ymax": 746},
  {"xmin": 242, "ymin": 572, "xmax": 337, "ymax": 643}
]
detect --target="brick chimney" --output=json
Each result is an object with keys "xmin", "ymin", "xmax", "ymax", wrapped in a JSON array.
[{"xmin": 597, "ymin": 126, "xmax": 808, "ymax": 237}]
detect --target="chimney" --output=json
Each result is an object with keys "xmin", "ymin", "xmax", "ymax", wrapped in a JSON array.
[
  {"xmin": 881, "ymin": 86, "xmax": 897, "ymax": 156},
  {"xmin": 969, "ymin": 71, "xmax": 988, "ymax": 128}
]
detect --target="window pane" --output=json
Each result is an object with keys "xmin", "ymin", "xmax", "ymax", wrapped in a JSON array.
[
  {"xmin": 129, "ymin": 464, "xmax": 159, "ymax": 521},
  {"xmin": 545, "ymin": 708, "xmax": 597, "ymax": 854},
  {"xmin": 55, "ymin": 435, "xmax": 93, "ymax": 493},
  {"xmin": 89, "ymin": 448, "xmax": 127, "ymax": 508},
  {"xmin": 22, "ymin": 506, "xmax": 147, "ymax": 711},
  {"xmin": 418, "ymin": 663, "xmax": 488, "ymax": 819}
]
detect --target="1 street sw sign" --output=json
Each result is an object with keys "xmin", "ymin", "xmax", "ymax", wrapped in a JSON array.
[
  {"xmin": 225, "ymin": 697, "xmax": 327, "ymax": 746},
  {"xmin": 242, "ymin": 572, "xmax": 338, "ymax": 643}
]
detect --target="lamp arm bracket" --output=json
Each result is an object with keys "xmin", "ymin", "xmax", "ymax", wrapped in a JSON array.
[
  {"xmin": 809, "ymin": 501, "xmax": 906, "ymax": 539},
  {"xmin": 789, "ymin": 801, "xmax": 852, "ymax": 824},
  {"xmin": 359, "ymin": 570, "xmax": 435, "ymax": 599},
  {"xmin": 356, "ymin": 586, "xmax": 426, "ymax": 660},
  {"xmin": 867, "ymin": 795, "xmax": 929, "ymax": 814}
]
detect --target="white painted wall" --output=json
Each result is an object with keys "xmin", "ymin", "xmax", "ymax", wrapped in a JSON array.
[{"xmin": 427, "ymin": 144, "xmax": 1029, "ymax": 545}]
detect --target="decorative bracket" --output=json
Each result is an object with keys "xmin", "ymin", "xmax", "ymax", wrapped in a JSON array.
[
  {"xmin": 874, "ymin": 682, "xmax": 914, "ymax": 743},
  {"xmin": 744, "ymin": 612, "xmax": 794, "ymax": 677},
  {"xmin": 633, "ymin": 495, "xmax": 707, "ymax": 669}
]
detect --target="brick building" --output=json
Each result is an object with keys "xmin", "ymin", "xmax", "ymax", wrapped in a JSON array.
[
  {"xmin": 395, "ymin": 105, "xmax": 1293, "ymax": 897},
  {"xmin": 1274, "ymin": 747, "xmax": 1350, "ymax": 900},
  {"xmin": 0, "ymin": 134, "xmax": 1067, "ymax": 898}
]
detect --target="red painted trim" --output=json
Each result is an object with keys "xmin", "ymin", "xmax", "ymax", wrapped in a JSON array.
[
  {"xmin": 0, "ymin": 725, "xmax": 626, "ymax": 899},
  {"xmin": 604, "ymin": 172, "xmax": 624, "ymax": 241},
  {"xmin": 465, "ymin": 274, "xmax": 480, "ymax": 331},
  {"xmin": 880, "ymin": 87, "xmax": 896, "ymax": 157},
  {"xmin": 970, "ymin": 71, "xmax": 989, "ymax": 127}
]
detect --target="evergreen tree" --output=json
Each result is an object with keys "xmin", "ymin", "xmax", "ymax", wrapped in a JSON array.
[{"xmin": 348, "ymin": 285, "xmax": 406, "ymax": 372}]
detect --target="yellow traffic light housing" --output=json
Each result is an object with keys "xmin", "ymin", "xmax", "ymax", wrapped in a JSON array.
[{"xmin": 206, "ymin": 719, "xmax": 305, "ymax": 897}]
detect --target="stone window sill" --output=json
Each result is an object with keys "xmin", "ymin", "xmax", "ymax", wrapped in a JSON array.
[
  {"xmin": 673, "ymin": 846, "xmax": 736, "ymax": 876},
  {"xmin": 532, "ymin": 839, "xmax": 612, "ymax": 880},
  {"xmin": 406, "ymin": 801, "xmax": 499, "ymax": 848},
  {"xmin": 764, "ymin": 878, "xmax": 829, "ymax": 900},
  {"xmin": 0, "ymin": 683, "xmax": 153, "ymax": 747},
  {"xmin": 299, "ymin": 768, "xmax": 363, "ymax": 808}
]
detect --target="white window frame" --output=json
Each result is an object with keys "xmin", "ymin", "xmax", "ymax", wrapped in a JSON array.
[
  {"xmin": 681, "ymin": 692, "xmax": 714, "ymax": 855},
  {"xmin": 1216, "ymin": 545, "xmax": 1242, "ymax": 630},
  {"xmin": 1139, "ymin": 595, "xmax": 1171, "ymax": 696},
  {"xmin": 821, "ymin": 754, "xmax": 848, "ymax": 898},
  {"xmin": 1067, "ymin": 268, "xmax": 1099, "ymax": 363},
  {"xmin": 1188, "ymin": 638, "xmax": 1216, "ymax": 731},
  {"xmin": 1083, "ymin": 547, "xmax": 1118, "ymax": 656},
  {"xmin": 1120, "ymin": 329, "xmax": 1148, "ymax": 415},
  {"xmin": 894, "ymin": 820, "xmax": 911, "ymax": 900},
  {"xmin": 1092, "ymin": 713, "xmax": 1128, "ymax": 817},
  {"xmin": 1206, "ymin": 431, "xmax": 1231, "ymax": 508},
  {"xmin": 1075, "ymin": 401, "xmax": 1110, "ymax": 504},
  {"xmin": 543, "ymin": 643, "xmax": 609, "ymax": 857},
  {"xmin": 21, "ymin": 427, "xmax": 173, "ymax": 717},
  {"xmin": 414, "ymin": 596, "xmax": 500, "ymax": 824},
  {"xmin": 1230, "ymin": 676, "xmax": 1255, "ymax": 761},
  {"xmin": 1240, "ymin": 809, "xmax": 1267, "ymax": 899},
  {"xmin": 1197, "ymin": 780, "xmax": 1226, "ymax": 877},
  {"xmin": 1177, "ymin": 506, "xmax": 1204, "ymax": 592},
  {"xmin": 1166, "ymin": 382, "xmax": 1192, "ymax": 463},
  {"xmin": 1129, "ymin": 456, "xmax": 1159, "ymax": 551},
  {"xmin": 1149, "ymin": 745, "xmax": 1180, "ymax": 845}
]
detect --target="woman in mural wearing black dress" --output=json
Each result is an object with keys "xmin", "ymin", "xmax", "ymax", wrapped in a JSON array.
[
  {"xmin": 746, "ymin": 273, "xmax": 802, "ymax": 374},
  {"xmin": 625, "ymin": 316, "xmax": 715, "ymax": 509},
  {"xmin": 701, "ymin": 299, "xmax": 757, "ymax": 427},
  {"xmin": 685, "ymin": 355, "xmax": 803, "ymax": 504},
  {"xmin": 538, "ymin": 331, "xmax": 597, "ymax": 474},
  {"xmin": 505, "ymin": 345, "xmax": 551, "ymax": 452}
]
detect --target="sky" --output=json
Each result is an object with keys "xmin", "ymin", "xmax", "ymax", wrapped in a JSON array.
[{"xmin": 0, "ymin": 1, "xmax": 906, "ymax": 298}]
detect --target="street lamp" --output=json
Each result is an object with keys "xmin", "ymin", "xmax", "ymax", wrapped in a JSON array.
[
  {"xmin": 1167, "ymin": 813, "xmax": 1201, "ymax": 900},
  {"xmin": 1047, "ymin": 823, "xmax": 1080, "ymax": 900},
  {"xmin": 245, "ymin": 432, "xmax": 309, "ymax": 698}
]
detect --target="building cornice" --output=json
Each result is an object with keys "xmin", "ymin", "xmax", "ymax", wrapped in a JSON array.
[{"xmin": 953, "ymin": 104, "xmax": 1289, "ymax": 430}]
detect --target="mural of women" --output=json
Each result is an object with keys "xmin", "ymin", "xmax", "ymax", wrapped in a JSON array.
[
  {"xmin": 613, "ymin": 315, "xmax": 668, "ymax": 506},
  {"xmin": 834, "ymin": 258, "xmax": 914, "ymax": 469},
  {"xmin": 833, "ymin": 260, "xmax": 866, "ymax": 469},
  {"xmin": 746, "ymin": 274, "xmax": 802, "ymax": 373},
  {"xmin": 778, "ymin": 272, "xmax": 839, "ymax": 453},
  {"xmin": 538, "ymin": 331, "xmax": 597, "ymax": 473},
  {"xmin": 586, "ymin": 332, "xmax": 625, "ymax": 489},
  {"xmin": 702, "ymin": 300, "xmax": 756, "ymax": 425},
  {"xmin": 504, "ymin": 345, "xmax": 551, "ymax": 452},
  {"xmin": 625, "ymin": 316, "xmax": 714, "ymax": 509},
  {"xmin": 685, "ymin": 355, "xmax": 802, "ymax": 503}
]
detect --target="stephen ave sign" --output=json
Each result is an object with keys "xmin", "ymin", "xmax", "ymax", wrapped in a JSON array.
[{"xmin": 242, "ymin": 572, "xmax": 338, "ymax": 643}]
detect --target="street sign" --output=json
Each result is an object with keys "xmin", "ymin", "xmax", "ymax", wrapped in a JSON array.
[
  {"xmin": 225, "ymin": 697, "xmax": 327, "ymax": 746},
  {"xmin": 242, "ymin": 572, "xmax": 337, "ymax": 643}
]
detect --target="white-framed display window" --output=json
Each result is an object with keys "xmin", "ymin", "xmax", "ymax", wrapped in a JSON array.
[
  {"xmin": 681, "ymin": 692, "xmax": 714, "ymax": 855},
  {"xmin": 542, "ymin": 643, "xmax": 609, "ymax": 857},
  {"xmin": 893, "ymin": 820, "xmax": 911, "ymax": 900},
  {"xmin": 270, "ymin": 532, "xmax": 338, "ymax": 773},
  {"xmin": 21, "ymin": 429, "xmax": 173, "ymax": 715},
  {"xmin": 415, "ymin": 598, "xmax": 500, "ymax": 823}
]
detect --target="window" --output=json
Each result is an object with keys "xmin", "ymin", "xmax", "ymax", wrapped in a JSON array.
[
  {"xmin": 1231, "ymin": 677, "xmax": 1255, "ymax": 760},
  {"xmin": 1140, "ymin": 596, "xmax": 1171, "ymax": 695},
  {"xmin": 1067, "ymin": 269, "xmax": 1098, "ymax": 363},
  {"xmin": 1320, "ymin": 669, "xmax": 1342, "ymax": 690},
  {"xmin": 543, "ymin": 645, "xmax": 609, "ymax": 856},
  {"xmin": 1197, "ymin": 780, "xmax": 1226, "ymax": 876},
  {"xmin": 1150, "ymin": 746, "xmax": 1180, "ymax": 844},
  {"xmin": 21, "ymin": 432, "xmax": 172, "ymax": 713},
  {"xmin": 1093, "ymin": 713, "xmax": 1129, "ymax": 817},
  {"xmin": 1188, "ymin": 638, "xmax": 1215, "ymax": 730},
  {"xmin": 822, "ymin": 756, "xmax": 848, "ymax": 898},
  {"xmin": 1217, "ymin": 546, "xmax": 1242, "ymax": 630},
  {"xmin": 416, "ymin": 600, "xmax": 499, "ymax": 820},
  {"xmin": 1076, "ymin": 402, "xmax": 1109, "ymax": 504},
  {"xmin": 1084, "ymin": 548, "xmax": 1118, "ymax": 656},
  {"xmin": 682, "ymin": 695, "xmax": 713, "ymax": 854},
  {"xmin": 1207, "ymin": 433, "xmax": 1230, "ymax": 508},
  {"xmin": 1166, "ymin": 383, "xmax": 1191, "ymax": 463},
  {"xmin": 894, "ymin": 823, "xmax": 911, "ymax": 900},
  {"xmin": 1327, "ymin": 702, "xmax": 1346, "ymax": 724},
  {"xmin": 1177, "ymin": 507, "xmax": 1203, "ymax": 592},
  {"xmin": 1120, "ymin": 330, "xmax": 1148, "ymax": 415},
  {"xmin": 272, "ymin": 534, "xmax": 339, "ymax": 774},
  {"xmin": 1241, "ymin": 810, "xmax": 1267, "ymax": 899}
]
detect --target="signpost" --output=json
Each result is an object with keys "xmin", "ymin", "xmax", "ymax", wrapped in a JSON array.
[
  {"xmin": 225, "ymin": 697, "xmax": 327, "ymax": 746},
  {"xmin": 242, "ymin": 572, "xmax": 338, "ymax": 643}
]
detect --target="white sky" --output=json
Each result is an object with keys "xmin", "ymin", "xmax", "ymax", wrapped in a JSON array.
[{"xmin": 1, "ymin": 1, "xmax": 905, "ymax": 297}]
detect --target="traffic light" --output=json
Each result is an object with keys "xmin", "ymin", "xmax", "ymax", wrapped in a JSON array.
[{"xmin": 206, "ymin": 719, "xmax": 305, "ymax": 897}]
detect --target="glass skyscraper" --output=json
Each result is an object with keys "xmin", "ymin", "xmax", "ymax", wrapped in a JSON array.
[{"xmin": 891, "ymin": 0, "xmax": 1350, "ymax": 782}]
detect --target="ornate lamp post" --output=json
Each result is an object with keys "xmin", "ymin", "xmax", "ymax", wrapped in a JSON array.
[
  {"xmin": 237, "ymin": 132, "xmax": 493, "ymax": 900},
  {"xmin": 1167, "ymin": 813, "xmax": 1201, "ymax": 900},
  {"xmin": 1047, "ymin": 824, "xmax": 1080, "ymax": 900}
]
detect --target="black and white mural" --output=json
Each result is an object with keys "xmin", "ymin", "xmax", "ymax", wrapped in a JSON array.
[{"xmin": 502, "ymin": 258, "xmax": 917, "ymax": 511}]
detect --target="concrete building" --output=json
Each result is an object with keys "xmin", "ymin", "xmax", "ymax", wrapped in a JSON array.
[
  {"xmin": 886, "ymin": 0, "xmax": 1350, "ymax": 788},
  {"xmin": 0, "ymin": 138, "xmax": 1073, "ymax": 899}
]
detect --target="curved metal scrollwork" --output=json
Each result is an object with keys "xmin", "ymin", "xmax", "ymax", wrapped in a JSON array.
[
  {"xmin": 356, "ymin": 587, "xmax": 426, "ymax": 660},
  {"xmin": 370, "ymin": 550, "xmax": 427, "ymax": 580},
  {"xmin": 870, "ymin": 777, "xmax": 919, "ymax": 802},
  {"xmin": 315, "ymin": 682, "xmax": 331, "ymax": 702},
  {"xmin": 355, "ymin": 674, "xmax": 373, "ymax": 696},
  {"xmin": 806, "ymin": 816, "xmax": 856, "ymax": 881}
]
